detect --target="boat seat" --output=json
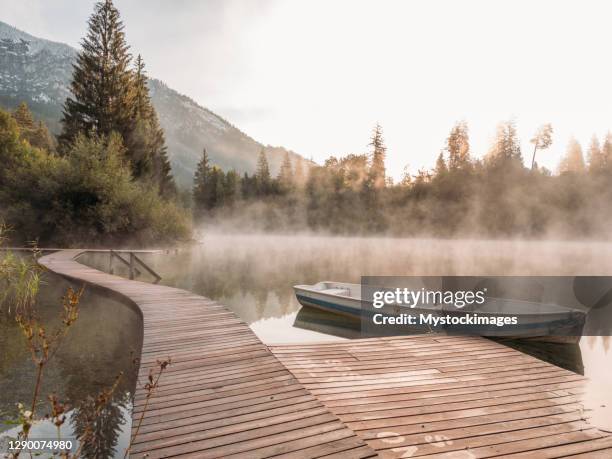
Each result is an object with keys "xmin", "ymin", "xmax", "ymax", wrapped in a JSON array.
[{"xmin": 321, "ymin": 288, "xmax": 351, "ymax": 296}]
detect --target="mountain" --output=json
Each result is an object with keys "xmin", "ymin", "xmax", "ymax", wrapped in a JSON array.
[{"xmin": 0, "ymin": 21, "xmax": 308, "ymax": 187}]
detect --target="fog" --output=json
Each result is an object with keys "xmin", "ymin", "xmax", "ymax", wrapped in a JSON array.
[
  {"xmin": 83, "ymin": 233, "xmax": 612, "ymax": 328},
  {"xmin": 185, "ymin": 232, "xmax": 612, "ymax": 277},
  {"xmin": 79, "ymin": 232, "xmax": 612, "ymax": 430}
]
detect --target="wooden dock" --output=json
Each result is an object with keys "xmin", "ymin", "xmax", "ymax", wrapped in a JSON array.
[
  {"xmin": 38, "ymin": 250, "xmax": 375, "ymax": 458},
  {"xmin": 270, "ymin": 336, "xmax": 612, "ymax": 458},
  {"xmin": 38, "ymin": 249, "xmax": 612, "ymax": 458}
]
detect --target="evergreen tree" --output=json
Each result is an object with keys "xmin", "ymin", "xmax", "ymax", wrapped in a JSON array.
[
  {"xmin": 223, "ymin": 170, "xmax": 240, "ymax": 206},
  {"xmin": 192, "ymin": 149, "xmax": 237, "ymax": 211},
  {"xmin": 559, "ymin": 138, "xmax": 585, "ymax": 174},
  {"xmin": 255, "ymin": 149, "xmax": 271, "ymax": 195},
  {"xmin": 127, "ymin": 55, "xmax": 154, "ymax": 178},
  {"xmin": 487, "ymin": 120, "xmax": 523, "ymax": 168},
  {"xmin": 241, "ymin": 172, "xmax": 257, "ymax": 199},
  {"xmin": 59, "ymin": 1, "xmax": 175, "ymax": 196},
  {"xmin": 209, "ymin": 166, "xmax": 224, "ymax": 208},
  {"xmin": 60, "ymin": 0, "xmax": 133, "ymax": 146},
  {"xmin": 446, "ymin": 121, "xmax": 470, "ymax": 170},
  {"xmin": 127, "ymin": 55, "xmax": 175, "ymax": 196},
  {"xmin": 434, "ymin": 152, "xmax": 448, "ymax": 176},
  {"xmin": 587, "ymin": 135, "xmax": 604, "ymax": 173},
  {"xmin": 12, "ymin": 102, "xmax": 34, "ymax": 130},
  {"xmin": 193, "ymin": 148, "xmax": 211, "ymax": 215},
  {"xmin": 368, "ymin": 123, "xmax": 386, "ymax": 189},
  {"xmin": 132, "ymin": 55, "xmax": 152, "ymax": 117},
  {"xmin": 11, "ymin": 103, "xmax": 54, "ymax": 151},
  {"xmin": 277, "ymin": 152, "xmax": 294, "ymax": 192},
  {"xmin": 32, "ymin": 121, "xmax": 55, "ymax": 152}
]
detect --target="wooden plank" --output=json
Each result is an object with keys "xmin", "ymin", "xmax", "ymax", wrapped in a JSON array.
[
  {"xmin": 368, "ymin": 412, "xmax": 587, "ymax": 451},
  {"xmin": 412, "ymin": 430, "xmax": 605, "ymax": 458},
  {"xmin": 378, "ymin": 420, "xmax": 591, "ymax": 458},
  {"xmin": 141, "ymin": 419, "xmax": 347, "ymax": 458},
  {"xmin": 271, "ymin": 336, "xmax": 610, "ymax": 459},
  {"xmin": 39, "ymin": 249, "xmax": 374, "ymax": 458}
]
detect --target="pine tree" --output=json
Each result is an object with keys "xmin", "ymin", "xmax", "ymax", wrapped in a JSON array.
[
  {"xmin": 434, "ymin": 152, "xmax": 448, "ymax": 176},
  {"xmin": 127, "ymin": 55, "xmax": 175, "ymax": 196},
  {"xmin": 223, "ymin": 170, "xmax": 240, "ymax": 206},
  {"xmin": 368, "ymin": 123, "xmax": 386, "ymax": 189},
  {"xmin": 255, "ymin": 149, "xmax": 271, "ymax": 195},
  {"xmin": 59, "ymin": 1, "xmax": 175, "ymax": 196},
  {"xmin": 240, "ymin": 172, "xmax": 257, "ymax": 199},
  {"xmin": 487, "ymin": 120, "xmax": 523, "ymax": 168},
  {"xmin": 277, "ymin": 152, "xmax": 293, "ymax": 191},
  {"xmin": 132, "ymin": 55, "xmax": 152, "ymax": 118},
  {"xmin": 193, "ymin": 148, "xmax": 211, "ymax": 215},
  {"xmin": 12, "ymin": 102, "xmax": 35, "ymax": 130},
  {"xmin": 60, "ymin": 0, "xmax": 133, "ymax": 146},
  {"xmin": 559, "ymin": 138, "xmax": 585, "ymax": 174},
  {"xmin": 11, "ymin": 103, "xmax": 54, "ymax": 151},
  {"xmin": 587, "ymin": 135, "xmax": 604, "ymax": 173},
  {"xmin": 446, "ymin": 121, "xmax": 470, "ymax": 170},
  {"xmin": 209, "ymin": 166, "xmax": 224, "ymax": 208}
]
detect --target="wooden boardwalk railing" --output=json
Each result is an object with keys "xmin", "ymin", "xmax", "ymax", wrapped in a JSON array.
[{"xmin": 38, "ymin": 249, "xmax": 376, "ymax": 459}]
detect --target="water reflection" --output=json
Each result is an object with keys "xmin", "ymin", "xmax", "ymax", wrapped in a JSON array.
[
  {"xmin": 72, "ymin": 393, "xmax": 128, "ymax": 459},
  {"xmin": 293, "ymin": 307, "xmax": 360, "ymax": 340},
  {"xmin": 0, "ymin": 271, "xmax": 141, "ymax": 458},
  {"xmin": 82, "ymin": 235, "xmax": 612, "ymax": 327}
]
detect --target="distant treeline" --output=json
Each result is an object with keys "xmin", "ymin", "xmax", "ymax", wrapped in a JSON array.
[
  {"xmin": 3, "ymin": 0, "xmax": 612, "ymax": 244},
  {"xmin": 194, "ymin": 121, "xmax": 612, "ymax": 238},
  {"xmin": 0, "ymin": 0, "xmax": 190, "ymax": 245}
]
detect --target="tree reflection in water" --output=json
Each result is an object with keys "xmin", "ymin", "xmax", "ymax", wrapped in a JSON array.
[{"xmin": 71, "ymin": 391, "xmax": 129, "ymax": 459}]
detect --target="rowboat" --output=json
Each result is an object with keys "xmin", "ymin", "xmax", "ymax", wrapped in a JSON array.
[{"xmin": 293, "ymin": 281, "xmax": 586, "ymax": 343}]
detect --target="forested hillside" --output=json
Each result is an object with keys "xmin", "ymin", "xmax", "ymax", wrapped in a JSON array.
[
  {"xmin": 0, "ymin": 20, "xmax": 308, "ymax": 187},
  {"xmin": 0, "ymin": 2, "xmax": 190, "ymax": 245}
]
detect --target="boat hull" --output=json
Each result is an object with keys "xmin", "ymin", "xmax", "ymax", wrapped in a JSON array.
[{"xmin": 294, "ymin": 283, "xmax": 585, "ymax": 343}]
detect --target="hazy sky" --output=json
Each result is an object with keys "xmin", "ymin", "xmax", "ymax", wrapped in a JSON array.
[{"xmin": 3, "ymin": 0, "xmax": 612, "ymax": 179}]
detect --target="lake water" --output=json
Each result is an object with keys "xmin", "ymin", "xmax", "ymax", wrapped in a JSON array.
[
  {"xmin": 4, "ymin": 235, "xmax": 611, "ymax": 458},
  {"xmin": 0, "ymin": 269, "xmax": 141, "ymax": 458}
]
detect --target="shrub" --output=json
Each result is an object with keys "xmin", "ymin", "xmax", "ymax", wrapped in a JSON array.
[{"xmin": 0, "ymin": 109, "xmax": 191, "ymax": 246}]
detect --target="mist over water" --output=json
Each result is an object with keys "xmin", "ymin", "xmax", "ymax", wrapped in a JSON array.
[
  {"xmin": 81, "ymin": 232, "xmax": 612, "ymax": 431},
  {"xmin": 83, "ymin": 232, "xmax": 612, "ymax": 327}
]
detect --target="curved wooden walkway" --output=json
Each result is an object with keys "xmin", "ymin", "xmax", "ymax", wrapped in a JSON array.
[{"xmin": 39, "ymin": 249, "xmax": 376, "ymax": 459}]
